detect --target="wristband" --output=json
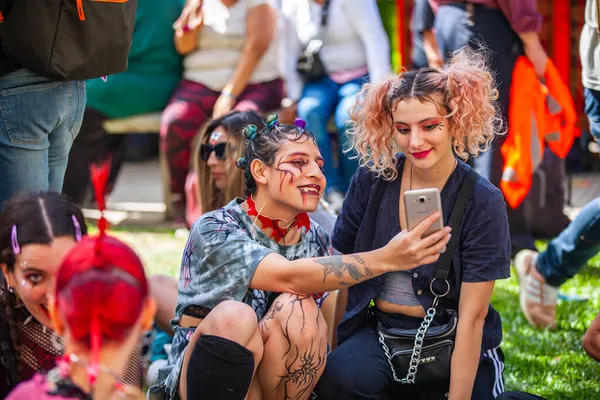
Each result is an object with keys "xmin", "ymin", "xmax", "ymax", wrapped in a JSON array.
[{"xmin": 221, "ymin": 88, "xmax": 237, "ymax": 101}]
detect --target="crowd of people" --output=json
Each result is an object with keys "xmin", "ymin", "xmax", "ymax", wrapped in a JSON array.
[{"xmin": 0, "ymin": 0, "xmax": 599, "ymax": 399}]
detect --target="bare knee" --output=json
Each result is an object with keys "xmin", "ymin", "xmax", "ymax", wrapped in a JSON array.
[
  {"xmin": 272, "ymin": 293, "xmax": 326, "ymax": 344},
  {"xmin": 200, "ymin": 301, "xmax": 261, "ymax": 346}
]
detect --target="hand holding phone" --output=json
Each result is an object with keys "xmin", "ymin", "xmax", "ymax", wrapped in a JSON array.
[{"xmin": 404, "ymin": 188, "xmax": 444, "ymax": 238}]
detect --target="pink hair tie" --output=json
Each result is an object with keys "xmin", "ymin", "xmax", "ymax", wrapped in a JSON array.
[
  {"xmin": 11, "ymin": 225, "xmax": 20, "ymax": 255},
  {"xmin": 72, "ymin": 215, "xmax": 82, "ymax": 242}
]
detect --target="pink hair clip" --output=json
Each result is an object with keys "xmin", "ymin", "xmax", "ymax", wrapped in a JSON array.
[{"xmin": 11, "ymin": 225, "xmax": 20, "ymax": 255}]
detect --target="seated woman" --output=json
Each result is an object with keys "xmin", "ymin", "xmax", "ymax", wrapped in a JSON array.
[
  {"xmin": 280, "ymin": 0, "xmax": 392, "ymax": 210},
  {"xmin": 0, "ymin": 192, "xmax": 143, "ymax": 398},
  {"xmin": 314, "ymin": 48, "xmax": 511, "ymax": 399},
  {"xmin": 162, "ymin": 0, "xmax": 284, "ymax": 223},
  {"xmin": 150, "ymin": 114, "xmax": 451, "ymax": 400},
  {"xmin": 6, "ymin": 219, "xmax": 156, "ymax": 399}
]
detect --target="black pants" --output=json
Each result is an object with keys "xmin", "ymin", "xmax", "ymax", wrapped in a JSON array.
[
  {"xmin": 314, "ymin": 313, "xmax": 505, "ymax": 400},
  {"xmin": 62, "ymin": 107, "xmax": 126, "ymax": 205},
  {"xmin": 434, "ymin": 3, "xmax": 536, "ymax": 255}
]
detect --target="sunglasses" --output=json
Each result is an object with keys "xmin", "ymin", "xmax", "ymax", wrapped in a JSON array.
[{"xmin": 200, "ymin": 143, "xmax": 231, "ymax": 161}]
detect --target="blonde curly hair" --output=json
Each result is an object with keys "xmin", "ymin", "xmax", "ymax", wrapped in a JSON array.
[{"xmin": 348, "ymin": 47, "xmax": 504, "ymax": 181}]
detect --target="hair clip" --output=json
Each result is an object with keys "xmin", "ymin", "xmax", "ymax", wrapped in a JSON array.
[
  {"xmin": 236, "ymin": 157, "xmax": 248, "ymax": 170},
  {"xmin": 294, "ymin": 118, "xmax": 306, "ymax": 131},
  {"xmin": 11, "ymin": 225, "xmax": 20, "ymax": 255},
  {"xmin": 243, "ymin": 124, "xmax": 258, "ymax": 141},
  {"xmin": 71, "ymin": 215, "xmax": 82, "ymax": 242},
  {"xmin": 265, "ymin": 113, "xmax": 280, "ymax": 130}
]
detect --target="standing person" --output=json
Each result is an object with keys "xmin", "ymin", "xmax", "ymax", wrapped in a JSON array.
[
  {"xmin": 6, "ymin": 232, "xmax": 156, "ymax": 400},
  {"xmin": 280, "ymin": 0, "xmax": 391, "ymax": 211},
  {"xmin": 314, "ymin": 48, "xmax": 511, "ymax": 399},
  {"xmin": 62, "ymin": 0, "xmax": 185, "ymax": 206},
  {"xmin": 515, "ymin": 0, "xmax": 600, "ymax": 330},
  {"xmin": 429, "ymin": 0, "xmax": 549, "ymax": 256},
  {"xmin": 411, "ymin": 0, "xmax": 443, "ymax": 70},
  {"xmin": 150, "ymin": 115, "xmax": 451, "ymax": 400},
  {"xmin": 161, "ymin": 0, "xmax": 284, "ymax": 224},
  {"xmin": 0, "ymin": 0, "xmax": 136, "ymax": 210}
]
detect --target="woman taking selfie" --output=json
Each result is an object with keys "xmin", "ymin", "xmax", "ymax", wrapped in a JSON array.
[
  {"xmin": 151, "ymin": 114, "xmax": 452, "ymax": 400},
  {"xmin": 315, "ymin": 48, "xmax": 512, "ymax": 399}
]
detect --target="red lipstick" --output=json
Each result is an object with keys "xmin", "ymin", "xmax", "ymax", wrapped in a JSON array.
[{"xmin": 411, "ymin": 149, "xmax": 432, "ymax": 159}]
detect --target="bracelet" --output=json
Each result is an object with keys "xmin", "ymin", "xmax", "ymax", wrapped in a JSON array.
[{"xmin": 221, "ymin": 88, "xmax": 237, "ymax": 101}]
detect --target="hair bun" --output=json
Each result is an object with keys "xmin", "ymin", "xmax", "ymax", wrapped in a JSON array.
[
  {"xmin": 243, "ymin": 124, "xmax": 258, "ymax": 141},
  {"xmin": 294, "ymin": 118, "xmax": 306, "ymax": 130},
  {"xmin": 265, "ymin": 113, "xmax": 280, "ymax": 129},
  {"xmin": 236, "ymin": 157, "xmax": 248, "ymax": 170}
]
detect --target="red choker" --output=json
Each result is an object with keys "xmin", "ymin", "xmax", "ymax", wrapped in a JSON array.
[{"xmin": 246, "ymin": 196, "xmax": 310, "ymax": 243}]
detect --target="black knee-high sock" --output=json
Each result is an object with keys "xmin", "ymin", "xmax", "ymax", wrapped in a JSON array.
[{"xmin": 186, "ymin": 334, "xmax": 255, "ymax": 400}]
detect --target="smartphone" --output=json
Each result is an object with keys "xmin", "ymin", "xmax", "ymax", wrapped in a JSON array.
[{"xmin": 403, "ymin": 188, "xmax": 444, "ymax": 238}]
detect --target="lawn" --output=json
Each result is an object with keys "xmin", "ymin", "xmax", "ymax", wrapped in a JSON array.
[{"xmin": 110, "ymin": 228, "xmax": 600, "ymax": 400}]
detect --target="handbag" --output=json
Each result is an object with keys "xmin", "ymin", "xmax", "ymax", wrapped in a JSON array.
[
  {"xmin": 0, "ymin": 0, "xmax": 136, "ymax": 80},
  {"xmin": 377, "ymin": 168, "xmax": 478, "ymax": 387},
  {"xmin": 296, "ymin": 0, "xmax": 331, "ymax": 82}
]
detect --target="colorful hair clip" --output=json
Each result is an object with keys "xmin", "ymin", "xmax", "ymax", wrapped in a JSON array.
[
  {"xmin": 236, "ymin": 157, "xmax": 248, "ymax": 170},
  {"xmin": 265, "ymin": 113, "xmax": 280, "ymax": 129},
  {"xmin": 294, "ymin": 118, "xmax": 306, "ymax": 131},
  {"xmin": 243, "ymin": 124, "xmax": 258, "ymax": 141},
  {"xmin": 71, "ymin": 215, "xmax": 82, "ymax": 242},
  {"xmin": 11, "ymin": 225, "xmax": 20, "ymax": 255}
]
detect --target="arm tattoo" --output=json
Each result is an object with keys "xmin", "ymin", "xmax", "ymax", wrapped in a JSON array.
[{"xmin": 315, "ymin": 255, "xmax": 372, "ymax": 285}]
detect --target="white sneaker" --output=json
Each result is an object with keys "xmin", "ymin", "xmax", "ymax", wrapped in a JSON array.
[{"xmin": 514, "ymin": 249, "xmax": 558, "ymax": 329}]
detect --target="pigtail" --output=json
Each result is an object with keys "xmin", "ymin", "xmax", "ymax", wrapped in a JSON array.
[
  {"xmin": 443, "ymin": 47, "xmax": 504, "ymax": 161},
  {"xmin": 90, "ymin": 159, "xmax": 111, "ymax": 239},
  {"xmin": 348, "ymin": 75, "xmax": 401, "ymax": 180}
]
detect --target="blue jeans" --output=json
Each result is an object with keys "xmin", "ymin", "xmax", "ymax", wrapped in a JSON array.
[
  {"xmin": 0, "ymin": 69, "xmax": 85, "ymax": 209},
  {"xmin": 585, "ymin": 88, "xmax": 600, "ymax": 141},
  {"xmin": 297, "ymin": 74, "xmax": 367, "ymax": 193},
  {"xmin": 536, "ymin": 89, "xmax": 600, "ymax": 287}
]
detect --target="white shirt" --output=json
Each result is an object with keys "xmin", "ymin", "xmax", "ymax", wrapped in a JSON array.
[
  {"xmin": 184, "ymin": 0, "xmax": 281, "ymax": 91},
  {"xmin": 281, "ymin": 0, "xmax": 392, "ymax": 100}
]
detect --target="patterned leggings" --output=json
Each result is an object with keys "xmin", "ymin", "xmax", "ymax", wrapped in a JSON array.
[{"xmin": 160, "ymin": 78, "xmax": 284, "ymax": 215}]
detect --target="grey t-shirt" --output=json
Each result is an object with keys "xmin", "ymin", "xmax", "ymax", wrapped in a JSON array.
[{"xmin": 580, "ymin": 0, "xmax": 600, "ymax": 91}]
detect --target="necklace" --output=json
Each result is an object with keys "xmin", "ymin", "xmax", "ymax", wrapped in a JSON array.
[
  {"xmin": 409, "ymin": 157, "xmax": 458, "ymax": 190},
  {"xmin": 246, "ymin": 195, "xmax": 310, "ymax": 244}
]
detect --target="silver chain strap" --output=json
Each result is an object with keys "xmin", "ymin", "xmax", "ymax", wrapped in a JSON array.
[{"xmin": 377, "ymin": 297, "xmax": 439, "ymax": 384}]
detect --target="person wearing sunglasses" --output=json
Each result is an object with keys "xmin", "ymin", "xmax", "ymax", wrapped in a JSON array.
[{"xmin": 184, "ymin": 110, "xmax": 265, "ymax": 227}]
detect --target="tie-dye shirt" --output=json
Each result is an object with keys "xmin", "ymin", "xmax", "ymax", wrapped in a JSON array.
[{"xmin": 174, "ymin": 197, "xmax": 333, "ymax": 324}]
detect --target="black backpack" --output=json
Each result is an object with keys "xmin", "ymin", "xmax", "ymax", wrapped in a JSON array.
[{"xmin": 0, "ymin": 0, "xmax": 137, "ymax": 81}]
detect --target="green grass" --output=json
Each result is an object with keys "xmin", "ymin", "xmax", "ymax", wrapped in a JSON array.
[
  {"xmin": 111, "ymin": 228, "xmax": 600, "ymax": 399},
  {"xmin": 492, "ymin": 250, "xmax": 600, "ymax": 399}
]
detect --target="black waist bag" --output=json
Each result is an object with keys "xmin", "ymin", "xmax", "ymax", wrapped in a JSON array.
[{"xmin": 0, "ymin": 0, "xmax": 137, "ymax": 81}]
